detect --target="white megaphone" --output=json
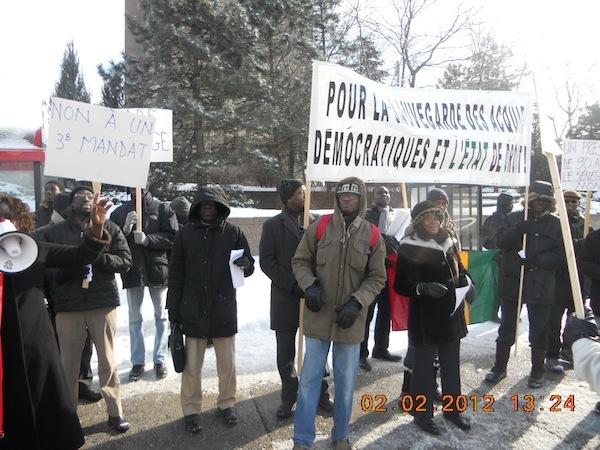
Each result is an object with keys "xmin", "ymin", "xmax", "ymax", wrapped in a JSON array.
[{"xmin": 0, "ymin": 220, "xmax": 39, "ymax": 274}]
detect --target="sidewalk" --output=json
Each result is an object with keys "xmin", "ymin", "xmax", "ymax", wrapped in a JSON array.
[{"xmin": 78, "ymin": 319, "xmax": 600, "ymax": 449}]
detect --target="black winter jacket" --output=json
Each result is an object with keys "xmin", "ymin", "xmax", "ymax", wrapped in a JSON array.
[
  {"xmin": 35, "ymin": 219, "xmax": 132, "ymax": 313},
  {"xmin": 167, "ymin": 187, "xmax": 254, "ymax": 338},
  {"xmin": 394, "ymin": 232, "xmax": 468, "ymax": 346},
  {"xmin": 110, "ymin": 191, "xmax": 178, "ymax": 287},
  {"xmin": 497, "ymin": 209, "xmax": 564, "ymax": 304}
]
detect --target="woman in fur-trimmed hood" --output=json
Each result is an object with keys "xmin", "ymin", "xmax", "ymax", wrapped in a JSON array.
[{"xmin": 394, "ymin": 200, "xmax": 472, "ymax": 435}]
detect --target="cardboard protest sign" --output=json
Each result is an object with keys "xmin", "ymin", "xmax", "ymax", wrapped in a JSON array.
[
  {"xmin": 44, "ymin": 98, "xmax": 155, "ymax": 188},
  {"xmin": 307, "ymin": 61, "xmax": 533, "ymax": 186},
  {"xmin": 123, "ymin": 108, "xmax": 173, "ymax": 162},
  {"xmin": 561, "ymin": 139, "xmax": 600, "ymax": 190}
]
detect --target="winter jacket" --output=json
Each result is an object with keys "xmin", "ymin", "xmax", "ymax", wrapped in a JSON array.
[
  {"xmin": 578, "ymin": 228, "xmax": 600, "ymax": 315},
  {"xmin": 0, "ymin": 230, "xmax": 110, "ymax": 450},
  {"xmin": 481, "ymin": 210, "xmax": 506, "ymax": 249},
  {"xmin": 110, "ymin": 191, "xmax": 178, "ymax": 288},
  {"xmin": 259, "ymin": 207, "xmax": 318, "ymax": 332},
  {"xmin": 167, "ymin": 187, "xmax": 254, "ymax": 339},
  {"xmin": 555, "ymin": 211, "xmax": 590, "ymax": 301},
  {"xmin": 292, "ymin": 176, "xmax": 387, "ymax": 344},
  {"xmin": 35, "ymin": 218, "xmax": 132, "ymax": 313},
  {"xmin": 497, "ymin": 209, "xmax": 564, "ymax": 305},
  {"xmin": 394, "ymin": 232, "xmax": 468, "ymax": 346}
]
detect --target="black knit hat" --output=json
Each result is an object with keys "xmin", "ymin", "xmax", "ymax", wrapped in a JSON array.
[
  {"xmin": 53, "ymin": 192, "xmax": 71, "ymax": 211},
  {"xmin": 426, "ymin": 188, "xmax": 449, "ymax": 203},
  {"xmin": 497, "ymin": 193, "xmax": 514, "ymax": 206},
  {"xmin": 69, "ymin": 185, "xmax": 93, "ymax": 204},
  {"xmin": 279, "ymin": 179, "xmax": 303, "ymax": 204},
  {"xmin": 411, "ymin": 200, "xmax": 444, "ymax": 227}
]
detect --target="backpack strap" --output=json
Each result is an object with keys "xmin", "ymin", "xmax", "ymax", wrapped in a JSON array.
[{"xmin": 316, "ymin": 213, "xmax": 380, "ymax": 250}]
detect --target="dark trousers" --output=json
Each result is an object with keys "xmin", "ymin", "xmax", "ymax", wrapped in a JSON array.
[
  {"xmin": 411, "ymin": 340, "xmax": 461, "ymax": 420},
  {"xmin": 360, "ymin": 285, "xmax": 391, "ymax": 359},
  {"xmin": 497, "ymin": 297, "xmax": 552, "ymax": 351},
  {"xmin": 276, "ymin": 329, "xmax": 328, "ymax": 405},
  {"xmin": 547, "ymin": 295, "xmax": 574, "ymax": 359}
]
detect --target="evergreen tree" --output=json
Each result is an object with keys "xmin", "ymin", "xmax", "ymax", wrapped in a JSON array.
[
  {"xmin": 567, "ymin": 103, "xmax": 600, "ymax": 140},
  {"xmin": 52, "ymin": 40, "xmax": 92, "ymax": 102},
  {"xmin": 97, "ymin": 58, "xmax": 125, "ymax": 108}
]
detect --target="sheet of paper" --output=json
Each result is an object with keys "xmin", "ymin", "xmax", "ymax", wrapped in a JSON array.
[
  {"xmin": 387, "ymin": 208, "xmax": 411, "ymax": 241},
  {"xmin": 451, "ymin": 276, "xmax": 472, "ymax": 316},
  {"xmin": 229, "ymin": 249, "xmax": 245, "ymax": 288}
]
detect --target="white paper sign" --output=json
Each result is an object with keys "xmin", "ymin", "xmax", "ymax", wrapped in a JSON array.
[
  {"xmin": 560, "ymin": 139, "xmax": 600, "ymax": 190},
  {"xmin": 307, "ymin": 61, "xmax": 533, "ymax": 186},
  {"xmin": 123, "ymin": 108, "xmax": 173, "ymax": 162},
  {"xmin": 45, "ymin": 97, "xmax": 155, "ymax": 188},
  {"xmin": 229, "ymin": 249, "xmax": 245, "ymax": 288},
  {"xmin": 452, "ymin": 276, "xmax": 472, "ymax": 316}
]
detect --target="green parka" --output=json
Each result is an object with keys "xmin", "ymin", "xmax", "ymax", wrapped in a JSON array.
[{"xmin": 292, "ymin": 177, "xmax": 387, "ymax": 344}]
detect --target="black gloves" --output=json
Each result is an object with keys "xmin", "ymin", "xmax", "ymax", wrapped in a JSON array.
[
  {"xmin": 564, "ymin": 307, "xmax": 600, "ymax": 349},
  {"xmin": 335, "ymin": 297, "xmax": 362, "ymax": 328},
  {"xmin": 417, "ymin": 282, "xmax": 448, "ymax": 298},
  {"xmin": 233, "ymin": 256, "xmax": 251, "ymax": 270},
  {"xmin": 516, "ymin": 219, "xmax": 534, "ymax": 235},
  {"xmin": 292, "ymin": 283, "xmax": 305, "ymax": 298},
  {"xmin": 57, "ymin": 266, "xmax": 90, "ymax": 283},
  {"xmin": 523, "ymin": 257, "xmax": 539, "ymax": 271},
  {"xmin": 465, "ymin": 284, "xmax": 477, "ymax": 304},
  {"xmin": 305, "ymin": 283, "xmax": 325, "ymax": 312}
]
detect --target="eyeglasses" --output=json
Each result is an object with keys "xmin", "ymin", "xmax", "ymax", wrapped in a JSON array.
[
  {"xmin": 564, "ymin": 199, "xmax": 579, "ymax": 204},
  {"xmin": 74, "ymin": 192, "xmax": 94, "ymax": 200}
]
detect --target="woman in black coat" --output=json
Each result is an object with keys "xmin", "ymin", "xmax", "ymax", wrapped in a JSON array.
[
  {"xmin": 394, "ymin": 201, "xmax": 471, "ymax": 436},
  {"xmin": 0, "ymin": 194, "xmax": 111, "ymax": 449}
]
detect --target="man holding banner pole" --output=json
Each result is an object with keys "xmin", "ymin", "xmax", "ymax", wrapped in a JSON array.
[{"xmin": 485, "ymin": 181, "xmax": 565, "ymax": 388}]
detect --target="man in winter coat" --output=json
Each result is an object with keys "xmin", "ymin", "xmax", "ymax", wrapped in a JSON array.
[
  {"xmin": 291, "ymin": 177, "xmax": 386, "ymax": 450},
  {"xmin": 167, "ymin": 186, "xmax": 254, "ymax": 434},
  {"xmin": 481, "ymin": 192, "xmax": 514, "ymax": 250},
  {"xmin": 259, "ymin": 179, "xmax": 332, "ymax": 420},
  {"xmin": 547, "ymin": 190, "xmax": 591, "ymax": 370},
  {"xmin": 485, "ymin": 180, "xmax": 565, "ymax": 389},
  {"xmin": 36, "ymin": 185, "xmax": 133, "ymax": 432},
  {"xmin": 111, "ymin": 187, "xmax": 179, "ymax": 381},
  {"xmin": 35, "ymin": 179, "xmax": 65, "ymax": 228},
  {"xmin": 360, "ymin": 185, "xmax": 402, "ymax": 372}
]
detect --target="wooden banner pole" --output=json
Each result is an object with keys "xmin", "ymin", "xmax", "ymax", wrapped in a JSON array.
[{"xmin": 297, "ymin": 180, "xmax": 312, "ymax": 375}]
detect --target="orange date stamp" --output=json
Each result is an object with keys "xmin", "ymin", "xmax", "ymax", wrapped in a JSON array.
[{"xmin": 360, "ymin": 394, "xmax": 576, "ymax": 413}]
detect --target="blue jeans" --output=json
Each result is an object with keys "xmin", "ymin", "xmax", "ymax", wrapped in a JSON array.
[
  {"xmin": 293, "ymin": 337, "xmax": 360, "ymax": 447},
  {"xmin": 127, "ymin": 286, "xmax": 168, "ymax": 365}
]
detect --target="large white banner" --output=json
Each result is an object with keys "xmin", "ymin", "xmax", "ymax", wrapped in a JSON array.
[
  {"xmin": 307, "ymin": 61, "xmax": 533, "ymax": 186},
  {"xmin": 45, "ymin": 97, "xmax": 155, "ymax": 188},
  {"xmin": 561, "ymin": 139, "xmax": 600, "ymax": 190},
  {"xmin": 123, "ymin": 108, "xmax": 173, "ymax": 162}
]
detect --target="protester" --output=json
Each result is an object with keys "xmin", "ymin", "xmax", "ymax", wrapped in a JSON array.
[
  {"xmin": 167, "ymin": 186, "xmax": 254, "ymax": 433},
  {"xmin": 35, "ymin": 179, "xmax": 65, "ymax": 228},
  {"xmin": 485, "ymin": 180, "xmax": 565, "ymax": 389},
  {"xmin": 360, "ymin": 185, "xmax": 402, "ymax": 371},
  {"xmin": 0, "ymin": 193, "xmax": 110, "ymax": 449},
  {"xmin": 291, "ymin": 177, "xmax": 386, "ymax": 450},
  {"xmin": 563, "ymin": 307, "xmax": 600, "ymax": 414},
  {"xmin": 36, "ymin": 185, "xmax": 133, "ymax": 432},
  {"xmin": 111, "ymin": 186, "xmax": 178, "ymax": 381},
  {"xmin": 259, "ymin": 179, "xmax": 332, "ymax": 419},
  {"xmin": 547, "ymin": 190, "xmax": 590, "ymax": 370},
  {"xmin": 394, "ymin": 200, "xmax": 472, "ymax": 435},
  {"xmin": 481, "ymin": 193, "xmax": 514, "ymax": 250},
  {"xmin": 578, "ymin": 221, "xmax": 600, "ymax": 328},
  {"xmin": 170, "ymin": 196, "xmax": 191, "ymax": 226}
]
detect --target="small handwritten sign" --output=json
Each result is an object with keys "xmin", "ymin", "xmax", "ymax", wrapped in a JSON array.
[
  {"xmin": 561, "ymin": 139, "xmax": 600, "ymax": 190},
  {"xmin": 44, "ymin": 97, "xmax": 156, "ymax": 188}
]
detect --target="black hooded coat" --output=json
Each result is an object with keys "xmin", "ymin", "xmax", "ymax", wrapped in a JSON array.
[{"xmin": 167, "ymin": 187, "xmax": 254, "ymax": 338}]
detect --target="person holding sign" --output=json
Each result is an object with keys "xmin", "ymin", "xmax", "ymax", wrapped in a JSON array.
[
  {"xmin": 291, "ymin": 177, "xmax": 386, "ymax": 450},
  {"xmin": 393, "ymin": 201, "xmax": 471, "ymax": 435},
  {"xmin": 259, "ymin": 179, "xmax": 332, "ymax": 419},
  {"xmin": 35, "ymin": 179, "xmax": 65, "ymax": 228},
  {"xmin": 35, "ymin": 185, "xmax": 133, "ymax": 432},
  {"xmin": 0, "ymin": 193, "xmax": 111, "ymax": 449},
  {"xmin": 111, "ymin": 186, "xmax": 179, "ymax": 382},
  {"xmin": 485, "ymin": 181, "xmax": 565, "ymax": 389},
  {"xmin": 167, "ymin": 186, "xmax": 254, "ymax": 434}
]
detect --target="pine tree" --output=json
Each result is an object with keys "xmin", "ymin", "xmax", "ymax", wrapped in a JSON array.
[
  {"xmin": 567, "ymin": 103, "xmax": 600, "ymax": 140},
  {"xmin": 97, "ymin": 58, "xmax": 125, "ymax": 108},
  {"xmin": 52, "ymin": 40, "xmax": 92, "ymax": 102}
]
